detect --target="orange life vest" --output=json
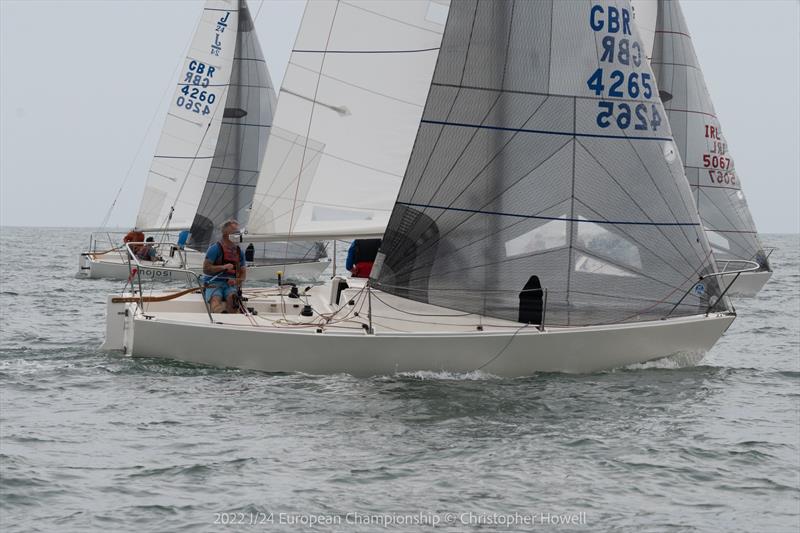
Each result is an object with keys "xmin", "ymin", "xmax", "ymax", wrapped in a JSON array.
[{"xmin": 213, "ymin": 241, "xmax": 242, "ymax": 277}]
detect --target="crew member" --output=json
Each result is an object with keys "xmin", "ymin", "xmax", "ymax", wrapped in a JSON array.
[
  {"xmin": 202, "ymin": 219, "xmax": 247, "ymax": 313},
  {"xmin": 345, "ymin": 239, "xmax": 381, "ymax": 278}
]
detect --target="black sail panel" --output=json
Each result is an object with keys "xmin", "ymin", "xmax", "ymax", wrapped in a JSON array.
[
  {"xmin": 650, "ymin": 0, "xmax": 769, "ymax": 270},
  {"xmin": 373, "ymin": 0, "xmax": 728, "ymax": 326},
  {"xmin": 188, "ymin": 0, "xmax": 277, "ymax": 249}
]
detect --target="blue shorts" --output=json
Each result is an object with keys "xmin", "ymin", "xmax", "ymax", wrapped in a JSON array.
[{"xmin": 204, "ymin": 281, "xmax": 238, "ymax": 303}]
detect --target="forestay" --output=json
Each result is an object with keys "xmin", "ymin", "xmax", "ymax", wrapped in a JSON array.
[
  {"xmin": 246, "ymin": 0, "xmax": 450, "ymax": 240},
  {"xmin": 188, "ymin": 0, "xmax": 278, "ymax": 248},
  {"xmin": 647, "ymin": 0, "xmax": 769, "ymax": 269},
  {"xmin": 373, "ymin": 0, "xmax": 729, "ymax": 326},
  {"xmin": 136, "ymin": 0, "xmax": 239, "ymax": 231}
]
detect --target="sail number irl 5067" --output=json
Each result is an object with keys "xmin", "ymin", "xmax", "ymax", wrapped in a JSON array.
[
  {"xmin": 587, "ymin": 4, "xmax": 661, "ymax": 132},
  {"xmin": 177, "ymin": 60, "xmax": 217, "ymax": 116}
]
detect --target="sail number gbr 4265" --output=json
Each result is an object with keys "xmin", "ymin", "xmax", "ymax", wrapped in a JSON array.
[{"xmin": 587, "ymin": 4, "xmax": 661, "ymax": 132}]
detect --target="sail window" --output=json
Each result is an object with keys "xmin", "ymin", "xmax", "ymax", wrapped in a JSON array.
[
  {"xmin": 426, "ymin": 2, "xmax": 449, "ymax": 25},
  {"xmin": 311, "ymin": 206, "xmax": 373, "ymax": 221},
  {"xmin": 504, "ymin": 219, "xmax": 567, "ymax": 258},
  {"xmin": 576, "ymin": 219, "xmax": 642, "ymax": 270},
  {"xmin": 573, "ymin": 253, "xmax": 637, "ymax": 278},
  {"xmin": 706, "ymin": 230, "xmax": 730, "ymax": 251}
]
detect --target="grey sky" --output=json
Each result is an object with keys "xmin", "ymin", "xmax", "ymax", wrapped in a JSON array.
[{"xmin": 1, "ymin": 0, "xmax": 798, "ymax": 233}]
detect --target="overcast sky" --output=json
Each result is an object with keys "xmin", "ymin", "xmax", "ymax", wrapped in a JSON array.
[{"xmin": 1, "ymin": 0, "xmax": 798, "ymax": 233}]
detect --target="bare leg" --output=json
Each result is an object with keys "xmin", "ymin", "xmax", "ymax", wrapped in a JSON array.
[
  {"xmin": 225, "ymin": 292, "xmax": 238, "ymax": 313},
  {"xmin": 209, "ymin": 296, "xmax": 226, "ymax": 313}
]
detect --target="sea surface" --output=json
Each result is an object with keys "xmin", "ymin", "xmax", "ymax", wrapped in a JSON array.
[{"xmin": 1, "ymin": 227, "xmax": 798, "ymax": 533}]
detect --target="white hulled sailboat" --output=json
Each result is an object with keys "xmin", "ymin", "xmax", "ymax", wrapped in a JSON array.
[
  {"xmin": 79, "ymin": 0, "xmax": 329, "ymax": 282},
  {"xmin": 631, "ymin": 0, "xmax": 773, "ymax": 297},
  {"xmin": 103, "ymin": 0, "xmax": 737, "ymax": 376}
]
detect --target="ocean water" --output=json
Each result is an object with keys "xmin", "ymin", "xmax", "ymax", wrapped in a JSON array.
[{"xmin": 1, "ymin": 227, "xmax": 798, "ymax": 533}]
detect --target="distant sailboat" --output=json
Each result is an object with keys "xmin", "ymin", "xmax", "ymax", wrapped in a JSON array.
[
  {"xmin": 78, "ymin": 0, "xmax": 329, "ymax": 282},
  {"xmin": 631, "ymin": 0, "xmax": 773, "ymax": 297},
  {"xmin": 103, "ymin": 0, "xmax": 737, "ymax": 376}
]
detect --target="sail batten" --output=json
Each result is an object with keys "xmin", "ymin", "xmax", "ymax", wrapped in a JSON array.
[{"xmin": 373, "ymin": 0, "xmax": 728, "ymax": 327}]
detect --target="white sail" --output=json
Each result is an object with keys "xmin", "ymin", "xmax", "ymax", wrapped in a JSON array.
[
  {"xmin": 645, "ymin": 0, "xmax": 769, "ymax": 270},
  {"xmin": 630, "ymin": 0, "xmax": 658, "ymax": 59},
  {"xmin": 245, "ymin": 0, "xmax": 449, "ymax": 240},
  {"xmin": 135, "ymin": 0, "xmax": 239, "ymax": 231}
]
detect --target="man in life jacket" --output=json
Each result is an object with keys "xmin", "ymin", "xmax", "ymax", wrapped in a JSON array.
[
  {"xmin": 202, "ymin": 219, "xmax": 247, "ymax": 313},
  {"xmin": 345, "ymin": 238, "xmax": 381, "ymax": 278},
  {"xmin": 135, "ymin": 236, "xmax": 160, "ymax": 262}
]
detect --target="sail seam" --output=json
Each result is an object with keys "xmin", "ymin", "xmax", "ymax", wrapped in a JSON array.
[
  {"xmin": 395, "ymin": 201, "xmax": 700, "ymax": 227},
  {"xmin": 293, "ymin": 47, "xmax": 440, "ymax": 54},
  {"xmin": 420, "ymin": 119, "xmax": 673, "ymax": 142}
]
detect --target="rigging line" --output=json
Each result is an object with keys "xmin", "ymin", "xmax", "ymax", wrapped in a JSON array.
[
  {"xmin": 254, "ymin": 0, "xmax": 265, "ymax": 22},
  {"xmin": 476, "ymin": 323, "xmax": 530, "ymax": 371},
  {"xmin": 283, "ymin": 1, "xmax": 342, "ymax": 265}
]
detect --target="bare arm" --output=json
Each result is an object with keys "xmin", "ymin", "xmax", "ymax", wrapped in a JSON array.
[{"xmin": 203, "ymin": 259, "xmax": 234, "ymax": 276}]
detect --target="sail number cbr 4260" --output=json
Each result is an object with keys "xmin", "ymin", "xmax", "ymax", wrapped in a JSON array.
[
  {"xmin": 177, "ymin": 60, "xmax": 217, "ymax": 116},
  {"xmin": 587, "ymin": 4, "xmax": 661, "ymax": 131}
]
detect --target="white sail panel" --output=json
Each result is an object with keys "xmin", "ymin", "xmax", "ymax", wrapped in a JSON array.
[
  {"xmin": 649, "ymin": 0, "xmax": 768, "ymax": 269},
  {"xmin": 630, "ymin": 0, "xmax": 657, "ymax": 59},
  {"xmin": 246, "ymin": 0, "xmax": 449, "ymax": 239},
  {"xmin": 135, "ymin": 0, "xmax": 239, "ymax": 230}
]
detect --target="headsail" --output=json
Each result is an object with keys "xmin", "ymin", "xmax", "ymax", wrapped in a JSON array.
[
  {"xmin": 648, "ymin": 0, "xmax": 769, "ymax": 270},
  {"xmin": 245, "ymin": 0, "xmax": 449, "ymax": 240},
  {"xmin": 188, "ymin": 0, "xmax": 278, "ymax": 248},
  {"xmin": 135, "ymin": 0, "xmax": 239, "ymax": 231},
  {"xmin": 373, "ymin": 0, "xmax": 728, "ymax": 326}
]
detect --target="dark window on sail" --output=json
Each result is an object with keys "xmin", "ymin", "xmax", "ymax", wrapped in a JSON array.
[{"xmin": 223, "ymin": 108, "xmax": 248, "ymax": 119}]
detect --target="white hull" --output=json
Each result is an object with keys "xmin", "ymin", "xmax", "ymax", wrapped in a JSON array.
[
  {"xmin": 719, "ymin": 270, "xmax": 772, "ymax": 298},
  {"xmin": 102, "ymin": 281, "xmax": 735, "ymax": 377},
  {"xmin": 77, "ymin": 252, "xmax": 329, "ymax": 282}
]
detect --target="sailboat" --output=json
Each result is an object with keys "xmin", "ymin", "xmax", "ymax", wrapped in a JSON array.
[
  {"xmin": 78, "ymin": 0, "xmax": 329, "ymax": 282},
  {"xmin": 630, "ymin": 0, "xmax": 773, "ymax": 297},
  {"xmin": 102, "ymin": 0, "xmax": 738, "ymax": 376}
]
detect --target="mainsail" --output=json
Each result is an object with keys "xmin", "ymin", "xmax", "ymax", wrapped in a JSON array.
[
  {"xmin": 373, "ymin": 0, "xmax": 728, "ymax": 326},
  {"xmin": 245, "ymin": 0, "xmax": 450, "ymax": 240},
  {"xmin": 188, "ymin": 0, "xmax": 278, "ymax": 248},
  {"xmin": 135, "ymin": 0, "xmax": 240, "ymax": 231},
  {"xmin": 647, "ymin": 0, "xmax": 770, "ymax": 270}
]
